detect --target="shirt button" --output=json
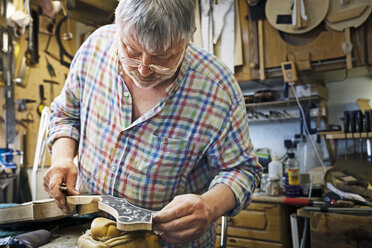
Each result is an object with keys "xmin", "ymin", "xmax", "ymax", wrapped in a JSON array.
[
  {"xmin": 124, "ymin": 91, "xmax": 130, "ymax": 97},
  {"xmin": 111, "ymin": 166, "xmax": 116, "ymax": 172}
]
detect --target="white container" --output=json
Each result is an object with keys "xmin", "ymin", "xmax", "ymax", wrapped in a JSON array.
[{"xmin": 268, "ymin": 155, "xmax": 283, "ymax": 180}]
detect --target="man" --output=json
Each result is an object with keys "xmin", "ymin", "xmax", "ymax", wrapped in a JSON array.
[{"xmin": 43, "ymin": 0, "xmax": 262, "ymax": 247}]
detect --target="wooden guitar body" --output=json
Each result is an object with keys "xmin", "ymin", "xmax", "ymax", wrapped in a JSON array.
[{"xmin": 0, "ymin": 195, "xmax": 155, "ymax": 232}]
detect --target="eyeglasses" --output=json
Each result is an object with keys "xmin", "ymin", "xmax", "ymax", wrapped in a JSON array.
[{"xmin": 117, "ymin": 42, "xmax": 185, "ymax": 76}]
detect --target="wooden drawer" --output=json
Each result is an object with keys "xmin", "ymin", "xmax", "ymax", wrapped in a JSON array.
[
  {"xmin": 215, "ymin": 235, "xmax": 282, "ymax": 248},
  {"xmin": 217, "ymin": 202, "xmax": 282, "ymax": 243}
]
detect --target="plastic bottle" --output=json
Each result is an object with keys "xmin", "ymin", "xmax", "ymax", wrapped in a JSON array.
[
  {"xmin": 283, "ymin": 152, "xmax": 301, "ymax": 197},
  {"xmin": 268, "ymin": 155, "xmax": 283, "ymax": 180}
]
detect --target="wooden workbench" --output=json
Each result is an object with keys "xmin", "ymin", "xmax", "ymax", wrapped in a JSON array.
[
  {"xmin": 1, "ymin": 194, "xmax": 317, "ymax": 247},
  {"xmin": 297, "ymin": 207, "xmax": 372, "ymax": 248}
]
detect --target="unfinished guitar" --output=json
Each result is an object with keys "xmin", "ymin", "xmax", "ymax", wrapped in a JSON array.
[{"xmin": 0, "ymin": 195, "xmax": 154, "ymax": 232}]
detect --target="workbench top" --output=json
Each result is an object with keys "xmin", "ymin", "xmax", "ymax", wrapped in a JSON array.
[
  {"xmin": 41, "ymin": 222, "xmax": 89, "ymax": 248},
  {"xmin": 252, "ymin": 192, "xmax": 321, "ymax": 203},
  {"xmin": 0, "ymin": 215, "xmax": 94, "ymax": 247}
]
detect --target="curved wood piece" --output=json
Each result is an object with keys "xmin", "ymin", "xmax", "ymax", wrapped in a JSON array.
[
  {"xmin": 98, "ymin": 195, "xmax": 154, "ymax": 231},
  {"xmin": 325, "ymin": 0, "xmax": 372, "ymax": 31}
]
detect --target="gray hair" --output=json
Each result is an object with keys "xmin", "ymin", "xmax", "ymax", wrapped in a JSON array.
[{"xmin": 115, "ymin": 0, "xmax": 195, "ymax": 52}]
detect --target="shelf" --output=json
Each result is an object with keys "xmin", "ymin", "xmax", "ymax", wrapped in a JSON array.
[
  {"xmin": 245, "ymin": 96, "xmax": 324, "ymax": 109},
  {"xmin": 248, "ymin": 117, "xmax": 302, "ymax": 123},
  {"xmin": 319, "ymin": 131, "xmax": 372, "ymax": 140}
]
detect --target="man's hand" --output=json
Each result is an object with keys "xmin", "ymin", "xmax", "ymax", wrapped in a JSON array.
[
  {"xmin": 152, "ymin": 194, "xmax": 213, "ymax": 244},
  {"xmin": 43, "ymin": 158, "xmax": 79, "ymax": 213}
]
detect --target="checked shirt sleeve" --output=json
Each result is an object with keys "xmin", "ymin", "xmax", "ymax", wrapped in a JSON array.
[
  {"xmin": 47, "ymin": 57, "xmax": 82, "ymax": 153},
  {"xmin": 208, "ymin": 97, "xmax": 262, "ymax": 217}
]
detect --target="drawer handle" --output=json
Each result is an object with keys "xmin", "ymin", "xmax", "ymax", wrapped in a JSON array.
[{"xmin": 229, "ymin": 238, "xmax": 237, "ymax": 243}]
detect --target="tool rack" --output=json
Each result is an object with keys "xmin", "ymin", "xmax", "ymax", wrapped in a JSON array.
[{"xmin": 320, "ymin": 131, "xmax": 372, "ymax": 162}]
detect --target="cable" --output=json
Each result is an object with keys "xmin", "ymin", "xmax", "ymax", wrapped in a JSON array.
[{"xmin": 289, "ymin": 83, "xmax": 327, "ymax": 176}]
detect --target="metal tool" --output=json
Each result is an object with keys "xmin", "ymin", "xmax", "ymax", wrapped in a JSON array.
[
  {"xmin": 220, "ymin": 216, "xmax": 228, "ymax": 248},
  {"xmin": 43, "ymin": 79, "xmax": 59, "ymax": 102},
  {"xmin": 59, "ymin": 182, "xmax": 68, "ymax": 192},
  {"xmin": 15, "ymin": 99, "xmax": 36, "ymax": 112},
  {"xmin": 2, "ymin": 26, "xmax": 17, "ymax": 146},
  {"xmin": 365, "ymin": 110, "xmax": 371, "ymax": 162},
  {"xmin": 45, "ymin": 56, "xmax": 56, "ymax": 77},
  {"xmin": 343, "ymin": 111, "xmax": 350, "ymax": 160},
  {"xmin": 357, "ymin": 111, "xmax": 363, "ymax": 160},
  {"xmin": 25, "ymin": 9, "xmax": 39, "ymax": 66},
  {"xmin": 350, "ymin": 111, "xmax": 357, "ymax": 159}
]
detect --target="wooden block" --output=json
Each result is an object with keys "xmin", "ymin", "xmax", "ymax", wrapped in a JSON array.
[
  {"xmin": 0, "ymin": 199, "xmax": 70, "ymax": 224},
  {"xmin": 258, "ymin": 19, "xmax": 265, "ymax": 80}
]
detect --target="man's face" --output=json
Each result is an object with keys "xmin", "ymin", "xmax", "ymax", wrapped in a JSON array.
[{"xmin": 117, "ymin": 32, "xmax": 186, "ymax": 89}]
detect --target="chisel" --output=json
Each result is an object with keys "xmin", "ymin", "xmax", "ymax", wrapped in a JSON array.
[
  {"xmin": 357, "ymin": 111, "xmax": 363, "ymax": 160},
  {"xmin": 350, "ymin": 111, "xmax": 357, "ymax": 159},
  {"xmin": 365, "ymin": 110, "xmax": 371, "ymax": 162},
  {"xmin": 343, "ymin": 111, "xmax": 350, "ymax": 160}
]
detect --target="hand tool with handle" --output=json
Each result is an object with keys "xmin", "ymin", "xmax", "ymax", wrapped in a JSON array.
[
  {"xmin": 350, "ymin": 111, "xmax": 357, "ymax": 159},
  {"xmin": 357, "ymin": 111, "xmax": 363, "ymax": 160},
  {"xmin": 344, "ymin": 111, "xmax": 350, "ymax": 160},
  {"xmin": 37, "ymin": 85, "xmax": 46, "ymax": 116},
  {"xmin": 365, "ymin": 110, "xmax": 371, "ymax": 162},
  {"xmin": 45, "ymin": 56, "xmax": 56, "ymax": 77}
]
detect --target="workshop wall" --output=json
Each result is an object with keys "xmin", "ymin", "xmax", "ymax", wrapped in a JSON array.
[{"xmin": 0, "ymin": 14, "xmax": 76, "ymax": 168}]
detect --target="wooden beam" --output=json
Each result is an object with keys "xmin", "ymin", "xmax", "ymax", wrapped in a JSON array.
[
  {"xmin": 78, "ymin": 0, "xmax": 118, "ymax": 14},
  {"xmin": 30, "ymin": 0, "xmax": 117, "ymax": 26}
]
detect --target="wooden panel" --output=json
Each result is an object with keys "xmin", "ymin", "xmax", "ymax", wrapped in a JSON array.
[
  {"xmin": 263, "ymin": 20, "xmax": 346, "ymax": 68},
  {"xmin": 217, "ymin": 203, "xmax": 282, "ymax": 243},
  {"xmin": 367, "ymin": 15, "xmax": 372, "ymax": 69},
  {"xmin": 78, "ymin": 0, "xmax": 118, "ymax": 13},
  {"xmin": 234, "ymin": 0, "xmax": 258, "ymax": 82},
  {"xmin": 308, "ymin": 212, "xmax": 372, "ymax": 248},
  {"xmin": 215, "ymin": 235, "xmax": 282, "ymax": 248}
]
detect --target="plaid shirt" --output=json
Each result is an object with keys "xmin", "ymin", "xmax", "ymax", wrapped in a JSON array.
[{"xmin": 48, "ymin": 25, "xmax": 262, "ymax": 247}]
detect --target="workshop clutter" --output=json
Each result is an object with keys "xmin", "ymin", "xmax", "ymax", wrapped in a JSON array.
[
  {"xmin": 288, "ymin": 84, "xmax": 328, "ymax": 100},
  {"xmin": 342, "ymin": 108, "xmax": 372, "ymax": 161},
  {"xmin": 258, "ymin": 134, "xmax": 324, "ymax": 198},
  {"xmin": 0, "ymin": 149, "xmax": 23, "ymax": 203}
]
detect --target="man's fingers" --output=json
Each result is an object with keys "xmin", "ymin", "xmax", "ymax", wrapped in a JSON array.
[
  {"xmin": 153, "ymin": 203, "xmax": 192, "ymax": 223},
  {"xmin": 160, "ymin": 228, "xmax": 198, "ymax": 245},
  {"xmin": 48, "ymin": 175, "xmax": 69, "ymax": 213},
  {"xmin": 154, "ymin": 213, "xmax": 195, "ymax": 233},
  {"xmin": 65, "ymin": 174, "xmax": 78, "ymax": 195}
]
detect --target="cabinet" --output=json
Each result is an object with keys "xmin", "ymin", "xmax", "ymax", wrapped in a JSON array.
[
  {"xmin": 297, "ymin": 208, "xmax": 372, "ymax": 248},
  {"xmin": 215, "ymin": 202, "xmax": 293, "ymax": 248}
]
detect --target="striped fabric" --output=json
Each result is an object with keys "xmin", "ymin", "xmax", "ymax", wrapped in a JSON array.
[{"xmin": 48, "ymin": 24, "xmax": 262, "ymax": 247}]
